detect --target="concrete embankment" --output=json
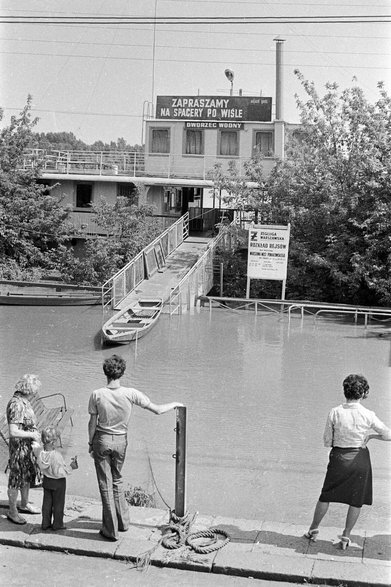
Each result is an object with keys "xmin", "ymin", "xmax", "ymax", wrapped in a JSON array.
[{"xmin": 0, "ymin": 486, "xmax": 389, "ymax": 586}]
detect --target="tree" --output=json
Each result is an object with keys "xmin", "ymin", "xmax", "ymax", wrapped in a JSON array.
[
  {"xmin": 58, "ymin": 193, "xmax": 163, "ymax": 285},
  {"xmin": 211, "ymin": 75, "xmax": 391, "ymax": 306},
  {"xmin": 209, "ymin": 153, "xmax": 271, "ymax": 221},
  {"xmin": 0, "ymin": 97, "xmax": 71, "ymax": 279},
  {"xmin": 268, "ymin": 73, "xmax": 391, "ymax": 304},
  {"xmin": 33, "ymin": 132, "xmax": 144, "ymax": 153}
]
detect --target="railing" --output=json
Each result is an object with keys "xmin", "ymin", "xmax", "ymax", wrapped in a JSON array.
[
  {"xmin": 22, "ymin": 149, "xmax": 275, "ymax": 180},
  {"xmin": 23, "ymin": 149, "xmax": 145, "ymax": 176},
  {"xmin": 168, "ymin": 220, "xmax": 236, "ymax": 315},
  {"xmin": 197, "ymin": 296, "xmax": 391, "ymax": 328},
  {"xmin": 101, "ymin": 213, "xmax": 189, "ymax": 310},
  {"xmin": 68, "ymin": 211, "xmax": 178, "ymax": 237}
]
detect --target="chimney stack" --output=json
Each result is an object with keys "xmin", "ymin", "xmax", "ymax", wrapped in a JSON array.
[{"xmin": 274, "ymin": 38, "xmax": 286, "ymax": 120}]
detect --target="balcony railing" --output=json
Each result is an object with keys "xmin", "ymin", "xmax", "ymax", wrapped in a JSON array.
[
  {"xmin": 23, "ymin": 149, "xmax": 275, "ymax": 180},
  {"xmin": 68, "ymin": 211, "xmax": 178, "ymax": 237},
  {"xmin": 23, "ymin": 149, "xmax": 145, "ymax": 176}
]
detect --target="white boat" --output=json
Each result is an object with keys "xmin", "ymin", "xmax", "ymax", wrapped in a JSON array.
[{"xmin": 101, "ymin": 298, "xmax": 163, "ymax": 344}]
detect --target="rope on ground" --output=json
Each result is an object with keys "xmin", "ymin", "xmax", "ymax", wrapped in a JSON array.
[
  {"xmin": 135, "ymin": 509, "xmax": 231, "ymax": 572},
  {"xmin": 161, "ymin": 510, "xmax": 195, "ymax": 549},
  {"xmin": 186, "ymin": 528, "xmax": 230, "ymax": 554},
  {"xmin": 162, "ymin": 510, "xmax": 230, "ymax": 554}
]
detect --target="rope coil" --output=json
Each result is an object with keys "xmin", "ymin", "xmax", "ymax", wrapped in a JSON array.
[
  {"xmin": 162, "ymin": 510, "xmax": 230, "ymax": 554},
  {"xmin": 186, "ymin": 528, "xmax": 230, "ymax": 554}
]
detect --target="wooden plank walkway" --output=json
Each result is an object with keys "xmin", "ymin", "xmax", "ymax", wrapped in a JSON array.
[{"xmin": 116, "ymin": 236, "xmax": 213, "ymax": 312}]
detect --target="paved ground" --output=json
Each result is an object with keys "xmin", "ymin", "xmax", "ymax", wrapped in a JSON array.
[
  {"xmin": 0, "ymin": 486, "xmax": 389, "ymax": 587},
  {"xmin": 0, "ymin": 544, "xmax": 303, "ymax": 587}
]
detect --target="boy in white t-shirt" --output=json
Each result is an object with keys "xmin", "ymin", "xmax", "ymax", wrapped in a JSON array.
[{"xmin": 33, "ymin": 426, "xmax": 78, "ymax": 530}]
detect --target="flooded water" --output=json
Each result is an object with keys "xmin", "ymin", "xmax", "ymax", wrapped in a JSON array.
[{"xmin": 0, "ymin": 304, "xmax": 390, "ymax": 530}]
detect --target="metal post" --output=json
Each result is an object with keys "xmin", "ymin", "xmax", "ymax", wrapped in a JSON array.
[
  {"xmin": 220, "ymin": 262, "xmax": 224, "ymax": 296},
  {"xmin": 246, "ymin": 276, "xmax": 251, "ymax": 299},
  {"xmin": 175, "ymin": 406, "xmax": 187, "ymax": 517}
]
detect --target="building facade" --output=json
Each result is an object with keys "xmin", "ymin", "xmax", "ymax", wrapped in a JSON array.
[{"xmin": 30, "ymin": 93, "xmax": 297, "ymax": 236}]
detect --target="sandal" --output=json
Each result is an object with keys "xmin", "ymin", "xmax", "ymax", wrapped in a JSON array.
[
  {"xmin": 304, "ymin": 529, "xmax": 319, "ymax": 542},
  {"xmin": 18, "ymin": 503, "xmax": 41, "ymax": 514},
  {"xmin": 7, "ymin": 513, "xmax": 27, "ymax": 525}
]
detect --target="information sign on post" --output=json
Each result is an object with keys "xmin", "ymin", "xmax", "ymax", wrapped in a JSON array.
[{"xmin": 246, "ymin": 224, "xmax": 290, "ymax": 299}]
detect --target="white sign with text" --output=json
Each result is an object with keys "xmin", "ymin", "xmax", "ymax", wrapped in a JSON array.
[{"xmin": 247, "ymin": 225, "xmax": 290, "ymax": 281}]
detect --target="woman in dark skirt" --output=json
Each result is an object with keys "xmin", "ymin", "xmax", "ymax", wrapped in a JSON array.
[
  {"xmin": 6, "ymin": 374, "xmax": 42, "ymax": 524},
  {"xmin": 305, "ymin": 374, "xmax": 391, "ymax": 549}
]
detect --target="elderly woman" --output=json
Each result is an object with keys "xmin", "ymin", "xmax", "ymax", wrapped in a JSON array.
[
  {"xmin": 305, "ymin": 374, "xmax": 391, "ymax": 549},
  {"xmin": 6, "ymin": 374, "xmax": 42, "ymax": 524}
]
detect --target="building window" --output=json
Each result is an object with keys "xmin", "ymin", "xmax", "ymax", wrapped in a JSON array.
[
  {"xmin": 76, "ymin": 183, "xmax": 92, "ymax": 208},
  {"xmin": 219, "ymin": 131, "xmax": 239, "ymax": 156},
  {"xmin": 151, "ymin": 128, "xmax": 170, "ymax": 153},
  {"xmin": 163, "ymin": 188, "xmax": 182, "ymax": 214},
  {"xmin": 185, "ymin": 129, "xmax": 203, "ymax": 155},
  {"xmin": 117, "ymin": 183, "xmax": 138, "ymax": 205},
  {"xmin": 254, "ymin": 131, "xmax": 274, "ymax": 156}
]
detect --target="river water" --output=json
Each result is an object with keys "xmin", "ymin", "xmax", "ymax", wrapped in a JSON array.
[{"xmin": 0, "ymin": 304, "xmax": 390, "ymax": 530}]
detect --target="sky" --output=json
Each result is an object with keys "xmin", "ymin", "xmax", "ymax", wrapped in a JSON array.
[{"xmin": 0, "ymin": 0, "xmax": 390, "ymax": 146}]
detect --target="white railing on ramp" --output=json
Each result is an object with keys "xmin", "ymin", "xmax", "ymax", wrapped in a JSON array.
[{"xmin": 102, "ymin": 213, "xmax": 189, "ymax": 309}]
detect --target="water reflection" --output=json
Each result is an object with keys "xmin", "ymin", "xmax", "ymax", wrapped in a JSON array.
[{"xmin": 0, "ymin": 305, "xmax": 389, "ymax": 527}]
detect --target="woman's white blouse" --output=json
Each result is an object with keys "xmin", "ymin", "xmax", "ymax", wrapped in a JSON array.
[{"xmin": 323, "ymin": 402, "xmax": 390, "ymax": 448}]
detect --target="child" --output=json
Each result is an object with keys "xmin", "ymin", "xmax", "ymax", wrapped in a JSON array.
[{"xmin": 33, "ymin": 426, "xmax": 78, "ymax": 531}]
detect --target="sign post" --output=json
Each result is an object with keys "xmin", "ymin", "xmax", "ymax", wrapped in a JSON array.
[{"xmin": 246, "ymin": 224, "xmax": 290, "ymax": 299}]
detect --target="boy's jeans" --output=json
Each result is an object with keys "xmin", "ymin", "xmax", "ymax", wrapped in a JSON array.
[{"xmin": 92, "ymin": 432, "xmax": 130, "ymax": 540}]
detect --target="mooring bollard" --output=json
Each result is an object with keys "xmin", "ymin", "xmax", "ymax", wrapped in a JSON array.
[{"xmin": 174, "ymin": 406, "xmax": 187, "ymax": 517}]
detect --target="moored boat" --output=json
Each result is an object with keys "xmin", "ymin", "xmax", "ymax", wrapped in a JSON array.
[
  {"xmin": 0, "ymin": 280, "xmax": 101, "ymax": 306},
  {"xmin": 101, "ymin": 298, "xmax": 163, "ymax": 344}
]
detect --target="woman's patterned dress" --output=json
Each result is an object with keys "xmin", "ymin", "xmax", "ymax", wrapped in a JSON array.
[{"xmin": 6, "ymin": 393, "xmax": 41, "ymax": 488}]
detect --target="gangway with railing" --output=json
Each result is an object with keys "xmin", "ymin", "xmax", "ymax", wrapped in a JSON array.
[{"xmin": 101, "ymin": 213, "xmax": 189, "ymax": 310}]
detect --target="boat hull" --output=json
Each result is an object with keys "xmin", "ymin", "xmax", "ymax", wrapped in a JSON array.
[
  {"xmin": 102, "ymin": 299, "xmax": 163, "ymax": 345},
  {"xmin": 0, "ymin": 280, "xmax": 101, "ymax": 306},
  {"xmin": 0, "ymin": 294, "xmax": 100, "ymax": 306}
]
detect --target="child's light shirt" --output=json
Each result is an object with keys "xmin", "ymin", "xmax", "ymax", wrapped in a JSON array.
[{"xmin": 35, "ymin": 448, "xmax": 71, "ymax": 479}]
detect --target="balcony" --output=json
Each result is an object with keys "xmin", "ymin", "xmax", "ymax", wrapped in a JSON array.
[
  {"xmin": 23, "ymin": 149, "xmax": 145, "ymax": 177},
  {"xmin": 23, "ymin": 149, "xmax": 275, "ymax": 181}
]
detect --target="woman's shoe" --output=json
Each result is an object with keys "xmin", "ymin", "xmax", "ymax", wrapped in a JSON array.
[
  {"xmin": 18, "ymin": 503, "xmax": 41, "ymax": 514},
  {"xmin": 304, "ymin": 529, "xmax": 319, "ymax": 542},
  {"xmin": 7, "ymin": 513, "xmax": 27, "ymax": 525},
  {"xmin": 339, "ymin": 536, "xmax": 351, "ymax": 550}
]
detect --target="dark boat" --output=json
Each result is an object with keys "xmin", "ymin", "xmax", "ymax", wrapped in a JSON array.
[{"xmin": 0, "ymin": 280, "xmax": 101, "ymax": 306}]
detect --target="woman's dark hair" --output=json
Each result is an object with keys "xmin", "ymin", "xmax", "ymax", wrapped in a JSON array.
[
  {"xmin": 343, "ymin": 374, "xmax": 369, "ymax": 400},
  {"xmin": 103, "ymin": 355, "xmax": 126, "ymax": 381}
]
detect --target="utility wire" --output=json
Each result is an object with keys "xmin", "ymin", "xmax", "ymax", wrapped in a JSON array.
[
  {"xmin": 1, "ymin": 36, "xmax": 388, "ymax": 56},
  {"xmin": 2, "ymin": 50, "xmax": 389, "ymax": 69},
  {"xmin": 1, "ymin": 14, "xmax": 390, "ymax": 20},
  {"xmin": 1, "ymin": 24, "xmax": 388, "ymax": 38},
  {"xmin": 0, "ymin": 16, "xmax": 390, "ymax": 25}
]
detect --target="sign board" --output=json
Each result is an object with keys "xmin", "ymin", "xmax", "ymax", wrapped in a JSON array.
[
  {"xmin": 156, "ymin": 96, "xmax": 272, "ymax": 122},
  {"xmin": 185, "ymin": 121, "xmax": 244, "ymax": 130},
  {"xmin": 247, "ymin": 225, "xmax": 290, "ymax": 281}
]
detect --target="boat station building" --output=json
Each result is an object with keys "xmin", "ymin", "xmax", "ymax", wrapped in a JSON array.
[{"xmin": 32, "ymin": 92, "xmax": 298, "ymax": 236}]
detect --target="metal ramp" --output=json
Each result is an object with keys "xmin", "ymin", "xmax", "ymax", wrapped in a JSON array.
[
  {"xmin": 101, "ymin": 212, "xmax": 235, "ymax": 316},
  {"xmin": 117, "ymin": 236, "xmax": 213, "ymax": 313}
]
